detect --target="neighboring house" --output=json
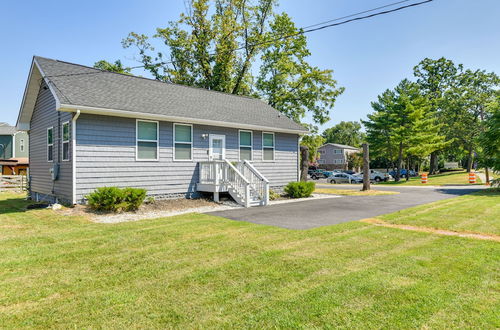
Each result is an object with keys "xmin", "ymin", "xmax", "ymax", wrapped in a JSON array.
[
  {"xmin": 0, "ymin": 122, "xmax": 29, "ymax": 175},
  {"xmin": 16, "ymin": 56, "xmax": 307, "ymax": 206},
  {"xmin": 317, "ymin": 143, "xmax": 359, "ymax": 170}
]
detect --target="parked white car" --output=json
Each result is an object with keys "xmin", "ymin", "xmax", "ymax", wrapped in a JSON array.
[
  {"xmin": 354, "ymin": 170, "xmax": 392, "ymax": 182},
  {"xmin": 328, "ymin": 173, "xmax": 363, "ymax": 184}
]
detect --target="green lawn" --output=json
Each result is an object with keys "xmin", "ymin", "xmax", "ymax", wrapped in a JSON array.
[
  {"xmin": 380, "ymin": 170, "xmax": 483, "ymax": 186},
  {"xmin": 0, "ymin": 192, "xmax": 499, "ymax": 328},
  {"xmin": 379, "ymin": 189, "xmax": 500, "ymax": 235}
]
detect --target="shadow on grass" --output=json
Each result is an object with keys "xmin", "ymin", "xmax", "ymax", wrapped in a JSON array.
[{"xmin": 0, "ymin": 195, "xmax": 34, "ymax": 214}]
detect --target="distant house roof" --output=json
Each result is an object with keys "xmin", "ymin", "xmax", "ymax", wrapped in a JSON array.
[
  {"xmin": 0, "ymin": 123, "xmax": 16, "ymax": 135},
  {"xmin": 320, "ymin": 143, "xmax": 359, "ymax": 150},
  {"xmin": 17, "ymin": 56, "xmax": 308, "ymax": 134}
]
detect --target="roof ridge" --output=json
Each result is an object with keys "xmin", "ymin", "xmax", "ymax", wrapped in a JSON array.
[{"xmin": 35, "ymin": 56, "xmax": 265, "ymax": 103}]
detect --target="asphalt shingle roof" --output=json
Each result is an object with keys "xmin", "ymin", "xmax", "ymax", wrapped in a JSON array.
[
  {"xmin": 35, "ymin": 56, "xmax": 307, "ymax": 133},
  {"xmin": 321, "ymin": 143, "xmax": 359, "ymax": 150},
  {"xmin": 0, "ymin": 123, "xmax": 16, "ymax": 135}
]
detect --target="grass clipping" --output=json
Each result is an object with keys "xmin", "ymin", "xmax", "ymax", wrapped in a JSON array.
[{"xmin": 315, "ymin": 188, "xmax": 399, "ymax": 196}]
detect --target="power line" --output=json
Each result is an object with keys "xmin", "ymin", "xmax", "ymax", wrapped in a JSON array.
[{"xmin": 46, "ymin": 0, "xmax": 433, "ymax": 78}]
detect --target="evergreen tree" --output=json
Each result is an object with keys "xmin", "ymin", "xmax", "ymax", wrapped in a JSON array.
[{"xmin": 363, "ymin": 80, "xmax": 447, "ymax": 181}]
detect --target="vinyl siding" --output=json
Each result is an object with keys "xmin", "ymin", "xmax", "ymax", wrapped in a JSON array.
[
  {"xmin": 29, "ymin": 81, "xmax": 73, "ymax": 202},
  {"xmin": 14, "ymin": 131, "xmax": 29, "ymax": 158},
  {"xmin": 75, "ymin": 114, "xmax": 298, "ymax": 201}
]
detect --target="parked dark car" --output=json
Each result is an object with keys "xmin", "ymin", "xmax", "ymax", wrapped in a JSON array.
[
  {"xmin": 309, "ymin": 169, "xmax": 329, "ymax": 180},
  {"xmin": 389, "ymin": 169, "xmax": 418, "ymax": 178},
  {"xmin": 342, "ymin": 170, "xmax": 356, "ymax": 175}
]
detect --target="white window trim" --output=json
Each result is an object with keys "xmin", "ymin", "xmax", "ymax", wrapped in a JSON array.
[
  {"xmin": 61, "ymin": 121, "xmax": 70, "ymax": 161},
  {"xmin": 262, "ymin": 132, "xmax": 275, "ymax": 162},
  {"xmin": 334, "ymin": 149, "xmax": 342, "ymax": 154},
  {"xmin": 173, "ymin": 123, "xmax": 193, "ymax": 161},
  {"xmin": 136, "ymin": 119, "xmax": 159, "ymax": 161},
  {"xmin": 238, "ymin": 130, "xmax": 253, "ymax": 161},
  {"xmin": 47, "ymin": 127, "xmax": 53, "ymax": 162}
]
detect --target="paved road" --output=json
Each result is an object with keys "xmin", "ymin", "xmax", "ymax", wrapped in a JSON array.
[{"xmin": 207, "ymin": 185, "xmax": 485, "ymax": 230}]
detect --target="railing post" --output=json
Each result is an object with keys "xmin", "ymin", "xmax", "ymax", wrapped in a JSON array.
[
  {"xmin": 264, "ymin": 181, "xmax": 269, "ymax": 206},
  {"xmin": 245, "ymin": 183, "xmax": 250, "ymax": 208}
]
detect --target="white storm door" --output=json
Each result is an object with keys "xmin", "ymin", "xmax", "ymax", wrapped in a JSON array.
[{"xmin": 209, "ymin": 134, "xmax": 226, "ymax": 160}]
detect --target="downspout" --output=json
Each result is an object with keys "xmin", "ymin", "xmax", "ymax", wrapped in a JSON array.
[
  {"xmin": 71, "ymin": 110, "xmax": 80, "ymax": 204},
  {"xmin": 12, "ymin": 132, "xmax": 16, "ymax": 158}
]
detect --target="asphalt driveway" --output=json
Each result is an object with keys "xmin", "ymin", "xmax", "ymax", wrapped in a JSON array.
[{"xmin": 207, "ymin": 185, "xmax": 485, "ymax": 229}]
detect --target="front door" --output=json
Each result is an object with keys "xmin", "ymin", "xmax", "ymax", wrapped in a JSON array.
[{"xmin": 209, "ymin": 134, "xmax": 225, "ymax": 160}]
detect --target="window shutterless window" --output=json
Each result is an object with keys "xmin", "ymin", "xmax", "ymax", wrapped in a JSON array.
[
  {"xmin": 239, "ymin": 130, "xmax": 252, "ymax": 161},
  {"xmin": 173, "ymin": 124, "xmax": 192, "ymax": 161},
  {"xmin": 262, "ymin": 132, "xmax": 275, "ymax": 161},
  {"xmin": 47, "ymin": 127, "xmax": 53, "ymax": 162},
  {"xmin": 62, "ymin": 122, "xmax": 70, "ymax": 161},
  {"xmin": 136, "ymin": 120, "xmax": 159, "ymax": 161},
  {"xmin": 334, "ymin": 149, "xmax": 342, "ymax": 154}
]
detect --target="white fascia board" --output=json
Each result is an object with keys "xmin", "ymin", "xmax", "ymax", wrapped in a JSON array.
[
  {"xmin": 16, "ymin": 57, "xmax": 62, "ymax": 129},
  {"xmin": 58, "ymin": 104, "xmax": 309, "ymax": 135}
]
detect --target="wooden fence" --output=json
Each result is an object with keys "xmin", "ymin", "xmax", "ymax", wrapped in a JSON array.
[{"xmin": 0, "ymin": 175, "xmax": 28, "ymax": 192}]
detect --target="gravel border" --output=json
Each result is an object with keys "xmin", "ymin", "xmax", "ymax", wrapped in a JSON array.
[{"xmin": 92, "ymin": 194, "xmax": 340, "ymax": 224}]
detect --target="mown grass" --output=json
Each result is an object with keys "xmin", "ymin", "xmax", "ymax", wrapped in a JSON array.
[
  {"xmin": 380, "ymin": 170, "xmax": 483, "ymax": 186},
  {"xmin": 315, "ymin": 188, "xmax": 398, "ymax": 196},
  {"xmin": 0, "ymin": 192, "xmax": 499, "ymax": 328},
  {"xmin": 379, "ymin": 188, "xmax": 500, "ymax": 235}
]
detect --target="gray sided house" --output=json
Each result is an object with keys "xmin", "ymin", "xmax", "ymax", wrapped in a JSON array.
[
  {"xmin": 317, "ymin": 143, "xmax": 359, "ymax": 170},
  {"xmin": 0, "ymin": 123, "xmax": 29, "ymax": 159},
  {"xmin": 0, "ymin": 122, "xmax": 29, "ymax": 175},
  {"xmin": 17, "ymin": 56, "xmax": 307, "ymax": 206}
]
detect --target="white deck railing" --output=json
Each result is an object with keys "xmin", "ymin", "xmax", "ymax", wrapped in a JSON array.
[
  {"xmin": 237, "ymin": 160, "xmax": 269, "ymax": 205},
  {"xmin": 199, "ymin": 160, "xmax": 269, "ymax": 207}
]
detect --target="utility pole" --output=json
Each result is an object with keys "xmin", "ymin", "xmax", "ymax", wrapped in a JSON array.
[{"xmin": 362, "ymin": 143, "xmax": 370, "ymax": 191}]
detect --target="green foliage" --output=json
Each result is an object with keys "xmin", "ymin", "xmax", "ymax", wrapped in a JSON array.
[
  {"xmin": 122, "ymin": 1, "xmax": 342, "ymax": 126},
  {"xmin": 347, "ymin": 152, "xmax": 363, "ymax": 170},
  {"xmin": 122, "ymin": 187, "xmax": 147, "ymax": 211},
  {"xmin": 94, "ymin": 60, "xmax": 131, "ymax": 74},
  {"xmin": 478, "ymin": 102, "xmax": 500, "ymax": 172},
  {"xmin": 256, "ymin": 13, "xmax": 343, "ymax": 125},
  {"xmin": 363, "ymin": 79, "xmax": 447, "ymax": 181},
  {"xmin": 284, "ymin": 181, "xmax": 315, "ymax": 198},
  {"xmin": 86, "ymin": 187, "xmax": 147, "ymax": 212},
  {"xmin": 268, "ymin": 189, "xmax": 281, "ymax": 201},
  {"xmin": 322, "ymin": 121, "xmax": 365, "ymax": 147},
  {"xmin": 300, "ymin": 134, "xmax": 325, "ymax": 163}
]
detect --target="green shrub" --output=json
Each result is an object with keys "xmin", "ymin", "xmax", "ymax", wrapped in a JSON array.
[
  {"xmin": 269, "ymin": 189, "xmax": 281, "ymax": 201},
  {"xmin": 284, "ymin": 181, "xmax": 315, "ymax": 198},
  {"xmin": 122, "ymin": 187, "xmax": 147, "ymax": 211},
  {"xmin": 86, "ymin": 187, "xmax": 147, "ymax": 212}
]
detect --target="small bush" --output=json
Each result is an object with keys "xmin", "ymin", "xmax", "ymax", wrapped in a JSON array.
[
  {"xmin": 269, "ymin": 189, "xmax": 281, "ymax": 201},
  {"xmin": 122, "ymin": 187, "xmax": 147, "ymax": 211},
  {"xmin": 284, "ymin": 181, "xmax": 315, "ymax": 198},
  {"xmin": 86, "ymin": 187, "xmax": 147, "ymax": 212}
]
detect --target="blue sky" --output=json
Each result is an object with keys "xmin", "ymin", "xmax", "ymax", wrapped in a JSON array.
[{"xmin": 1, "ymin": 0, "xmax": 499, "ymax": 131}]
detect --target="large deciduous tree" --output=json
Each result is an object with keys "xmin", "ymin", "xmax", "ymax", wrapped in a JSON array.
[
  {"xmin": 300, "ymin": 134, "xmax": 325, "ymax": 163},
  {"xmin": 322, "ymin": 121, "xmax": 365, "ymax": 147},
  {"xmin": 93, "ymin": 60, "xmax": 131, "ymax": 74},
  {"xmin": 119, "ymin": 0, "xmax": 342, "ymax": 126}
]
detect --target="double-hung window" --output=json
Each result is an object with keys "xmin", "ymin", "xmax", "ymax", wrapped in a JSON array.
[
  {"xmin": 174, "ymin": 124, "xmax": 192, "ymax": 161},
  {"xmin": 62, "ymin": 122, "xmax": 70, "ymax": 161},
  {"xmin": 47, "ymin": 127, "xmax": 53, "ymax": 162},
  {"xmin": 239, "ymin": 130, "xmax": 252, "ymax": 161},
  {"xmin": 262, "ymin": 132, "xmax": 275, "ymax": 161},
  {"xmin": 136, "ymin": 120, "xmax": 159, "ymax": 161},
  {"xmin": 334, "ymin": 149, "xmax": 342, "ymax": 154}
]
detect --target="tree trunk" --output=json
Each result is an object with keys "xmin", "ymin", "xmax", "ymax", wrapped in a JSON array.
[
  {"xmin": 395, "ymin": 142, "xmax": 403, "ymax": 182},
  {"xmin": 300, "ymin": 146, "xmax": 309, "ymax": 182},
  {"xmin": 362, "ymin": 143, "xmax": 370, "ymax": 191},
  {"xmin": 466, "ymin": 145, "xmax": 474, "ymax": 173},
  {"xmin": 429, "ymin": 151, "xmax": 438, "ymax": 175}
]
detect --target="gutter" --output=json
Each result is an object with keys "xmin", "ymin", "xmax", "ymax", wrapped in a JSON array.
[
  {"xmin": 58, "ymin": 104, "xmax": 310, "ymax": 135},
  {"xmin": 71, "ymin": 110, "xmax": 80, "ymax": 204}
]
